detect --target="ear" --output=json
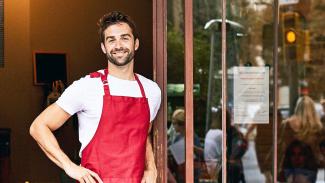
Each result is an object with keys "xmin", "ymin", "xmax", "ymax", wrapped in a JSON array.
[
  {"xmin": 101, "ymin": 43, "xmax": 107, "ymax": 54},
  {"xmin": 134, "ymin": 38, "xmax": 139, "ymax": 51}
]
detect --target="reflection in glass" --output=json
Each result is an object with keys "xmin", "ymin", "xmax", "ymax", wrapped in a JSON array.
[
  {"xmin": 277, "ymin": 1, "xmax": 325, "ymax": 182},
  {"xmin": 204, "ymin": 111, "xmax": 222, "ymax": 181},
  {"xmin": 278, "ymin": 96, "xmax": 324, "ymax": 183},
  {"xmin": 168, "ymin": 109, "xmax": 203, "ymax": 183},
  {"xmin": 169, "ymin": 0, "xmax": 325, "ymax": 182},
  {"xmin": 193, "ymin": 0, "xmax": 224, "ymax": 183},
  {"xmin": 279, "ymin": 140, "xmax": 318, "ymax": 183},
  {"xmin": 167, "ymin": 0, "xmax": 224, "ymax": 182},
  {"xmin": 224, "ymin": 1, "xmax": 275, "ymax": 182}
]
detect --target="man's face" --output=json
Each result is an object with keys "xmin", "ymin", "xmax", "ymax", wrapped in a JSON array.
[{"xmin": 101, "ymin": 22, "xmax": 139, "ymax": 67}]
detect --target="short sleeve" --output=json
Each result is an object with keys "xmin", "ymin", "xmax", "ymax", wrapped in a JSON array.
[
  {"xmin": 56, "ymin": 78, "xmax": 85, "ymax": 115},
  {"xmin": 149, "ymin": 83, "xmax": 161, "ymax": 122}
]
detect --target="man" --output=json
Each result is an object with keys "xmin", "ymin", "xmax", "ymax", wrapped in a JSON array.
[{"xmin": 30, "ymin": 11, "xmax": 161, "ymax": 183}]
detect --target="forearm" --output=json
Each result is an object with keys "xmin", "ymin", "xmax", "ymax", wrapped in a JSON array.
[
  {"xmin": 31, "ymin": 120, "xmax": 103, "ymax": 182},
  {"xmin": 30, "ymin": 104, "xmax": 73, "ymax": 170},
  {"xmin": 30, "ymin": 121, "xmax": 73, "ymax": 169},
  {"xmin": 145, "ymin": 138, "xmax": 157, "ymax": 171}
]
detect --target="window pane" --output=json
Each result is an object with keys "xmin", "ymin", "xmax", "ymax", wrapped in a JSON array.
[
  {"xmin": 277, "ymin": 1, "xmax": 325, "ymax": 182},
  {"xmin": 193, "ymin": 0, "xmax": 223, "ymax": 182},
  {"xmin": 225, "ymin": 0, "xmax": 274, "ymax": 182},
  {"xmin": 167, "ymin": 0, "xmax": 186, "ymax": 182}
]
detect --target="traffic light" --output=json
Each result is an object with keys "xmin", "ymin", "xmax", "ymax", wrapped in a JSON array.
[
  {"xmin": 281, "ymin": 12, "xmax": 310, "ymax": 62},
  {"xmin": 285, "ymin": 29, "xmax": 296, "ymax": 44}
]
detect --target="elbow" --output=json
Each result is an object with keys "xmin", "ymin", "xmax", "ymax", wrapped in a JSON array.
[
  {"xmin": 29, "ymin": 122, "xmax": 40, "ymax": 139},
  {"xmin": 29, "ymin": 123, "xmax": 36, "ymax": 138}
]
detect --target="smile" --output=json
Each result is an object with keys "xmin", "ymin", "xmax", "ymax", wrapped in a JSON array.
[{"xmin": 112, "ymin": 50, "xmax": 128, "ymax": 55}]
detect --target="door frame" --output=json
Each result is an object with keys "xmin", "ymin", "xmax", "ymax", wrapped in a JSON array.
[{"xmin": 152, "ymin": 0, "xmax": 167, "ymax": 182}]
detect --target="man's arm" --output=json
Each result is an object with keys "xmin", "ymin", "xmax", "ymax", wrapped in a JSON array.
[
  {"xmin": 29, "ymin": 103, "xmax": 102, "ymax": 183},
  {"xmin": 141, "ymin": 124, "xmax": 157, "ymax": 183}
]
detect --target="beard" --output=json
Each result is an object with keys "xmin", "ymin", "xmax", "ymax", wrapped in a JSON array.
[{"xmin": 106, "ymin": 47, "xmax": 135, "ymax": 67}]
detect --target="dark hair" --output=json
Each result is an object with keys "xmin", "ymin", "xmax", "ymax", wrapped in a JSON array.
[
  {"xmin": 282, "ymin": 140, "xmax": 317, "ymax": 170},
  {"xmin": 97, "ymin": 11, "xmax": 138, "ymax": 43}
]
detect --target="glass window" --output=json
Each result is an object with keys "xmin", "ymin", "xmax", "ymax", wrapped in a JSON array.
[
  {"xmin": 166, "ymin": 0, "xmax": 325, "ymax": 182},
  {"xmin": 277, "ymin": 1, "xmax": 325, "ymax": 182}
]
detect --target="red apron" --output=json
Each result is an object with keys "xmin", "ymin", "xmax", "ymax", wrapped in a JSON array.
[{"xmin": 81, "ymin": 69, "xmax": 150, "ymax": 183}]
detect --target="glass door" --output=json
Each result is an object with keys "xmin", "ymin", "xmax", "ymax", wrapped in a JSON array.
[
  {"xmin": 160, "ymin": 0, "xmax": 325, "ymax": 182},
  {"xmin": 220, "ymin": 1, "xmax": 276, "ymax": 182}
]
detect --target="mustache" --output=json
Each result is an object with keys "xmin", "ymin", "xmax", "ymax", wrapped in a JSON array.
[{"xmin": 110, "ymin": 47, "xmax": 129, "ymax": 53}]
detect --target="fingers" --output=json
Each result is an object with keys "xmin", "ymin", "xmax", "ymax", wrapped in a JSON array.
[
  {"xmin": 142, "ymin": 170, "xmax": 158, "ymax": 183},
  {"xmin": 76, "ymin": 168, "xmax": 101, "ymax": 183},
  {"xmin": 83, "ymin": 175, "xmax": 91, "ymax": 183},
  {"xmin": 87, "ymin": 169, "xmax": 104, "ymax": 183},
  {"xmin": 78, "ymin": 174, "xmax": 96, "ymax": 183},
  {"xmin": 84, "ymin": 175, "xmax": 96, "ymax": 183},
  {"xmin": 78, "ymin": 178, "xmax": 85, "ymax": 183},
  {"xmin": 141, "ymin": 178, "xmax": 146, "ymax": 183}
]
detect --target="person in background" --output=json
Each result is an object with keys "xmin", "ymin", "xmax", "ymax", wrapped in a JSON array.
[
  {"xmin": 278, "ymin": 96, "xmax": 324, "ymax": 182},
  {"xmin": 30, "ymin": 11, "xmax": 161, "ymax": 183},
  {"xmin": 204, "ymin": 110, "xmax": 222, "ymax": 180},
  {"xmin": 217, "ymin": 109, "xmax": 247, "ymax": 183},
  {"xmin": 167, "ymin": 109, "xmax": 203, "ymax": 183},
  {"xmin": 254, "ymin": 110, "xmax": 282, "ymax": 183},
  {"xmin": 279, "ymin": 140, "xmax": 318, "ymax": 183}
]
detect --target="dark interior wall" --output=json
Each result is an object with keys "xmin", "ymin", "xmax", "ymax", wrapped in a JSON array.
[
  {"xmin": 0, "ymin": 0, "xmax": 152, "ymax": 181},
  {"xmin": 30, "ymin": 0, "xmax": 153, "ymax": 81}
]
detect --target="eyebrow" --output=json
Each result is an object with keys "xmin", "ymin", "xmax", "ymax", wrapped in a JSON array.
[
  {"xmin": 120, "ymin": 34, "xmax": 132, "ymax": 38},
  {"xmin": 105, "ymin": 34, "xmax": 132, "ymax": 41}
]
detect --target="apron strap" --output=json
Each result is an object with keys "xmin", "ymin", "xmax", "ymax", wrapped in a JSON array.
[
  {"xmin": 134, "ymin": 74, "xmax": 146, "ymax": 98},
  {"xmin": 101, "ymin": 69, "xmax": 110, "ymax": 95}
]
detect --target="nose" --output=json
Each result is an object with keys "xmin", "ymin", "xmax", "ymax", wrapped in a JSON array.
[{"xmin": 114, "ymin": 39, "xmax": 124, "ymax": 49}]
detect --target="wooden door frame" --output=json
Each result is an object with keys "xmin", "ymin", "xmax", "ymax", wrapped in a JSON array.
[
  {"xmin": 152, "ymin": 0, "xmax": 167, "ymax": 182},
  {"xmin": 152, "ymin": 0, "xmax": 195, "ymax": 182}
]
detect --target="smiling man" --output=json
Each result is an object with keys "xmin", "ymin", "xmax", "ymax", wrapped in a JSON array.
[{"xmin": 30, "ymin": 11, "xmax": 161, "ymax": 183}]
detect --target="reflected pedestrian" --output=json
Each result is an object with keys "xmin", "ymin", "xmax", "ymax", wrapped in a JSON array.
[
  {"xmin": 279, "ymin": 96, "xmax": 324, "ymax": 181},
  {"xmin": 279, "ymin": 140, "xmax": 317, "ymax": 183},
  {"xmin": 204, "ymin": 110, "xmax": 222, "ymax": 180}
]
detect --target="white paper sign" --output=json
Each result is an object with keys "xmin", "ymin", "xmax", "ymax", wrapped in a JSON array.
[{"xmin": 234, "ymin": 67, "xmax": 269, "ymax": 124}]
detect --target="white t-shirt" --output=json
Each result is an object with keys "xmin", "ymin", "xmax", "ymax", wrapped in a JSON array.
[
  {"xmin": 204, "ymin": 129, "xmax": 222, "ymax": 176},
  {"xmin": 204, "ymin": 129, "xmax": 222, "ymax": 168},
  {"xmin": 56, "ymin": 70, "xmax": 161, "ymax": 154}
]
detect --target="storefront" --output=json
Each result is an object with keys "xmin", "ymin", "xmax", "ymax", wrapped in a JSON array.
[
  {"xmin": 153, "ymin": 0, "xmax": 325, "ymax": 182},
  {"xmin": 1, "ymin": 0, "xmax": 324, "ymax": 182}
]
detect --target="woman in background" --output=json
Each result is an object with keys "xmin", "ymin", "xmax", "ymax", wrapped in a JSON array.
[
  {"xmin": 279, "ymin": 96, "xmax": 324, "ymax": 181},
  {"xmin": 279, "ymin": 140, "xmax": 318, "ymax": 183}
]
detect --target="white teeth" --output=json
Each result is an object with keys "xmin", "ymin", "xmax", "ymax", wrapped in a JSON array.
[
  {"xmin": 112, "ymin": 50, "xmax": 128, "ymax": 55},
  {"xmin": 113, "ymin": 52, "xmax": 123, "ymax": 54}
]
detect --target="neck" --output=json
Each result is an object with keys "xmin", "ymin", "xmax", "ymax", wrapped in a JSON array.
[{"xmin": 107, "ymin": 61, "xmax": 135, "ymax": 80}]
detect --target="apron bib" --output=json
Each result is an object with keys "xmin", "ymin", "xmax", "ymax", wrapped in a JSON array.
[{"xmin": 81, "ymin": 69, "xmax": 150, "ymax": 183}]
